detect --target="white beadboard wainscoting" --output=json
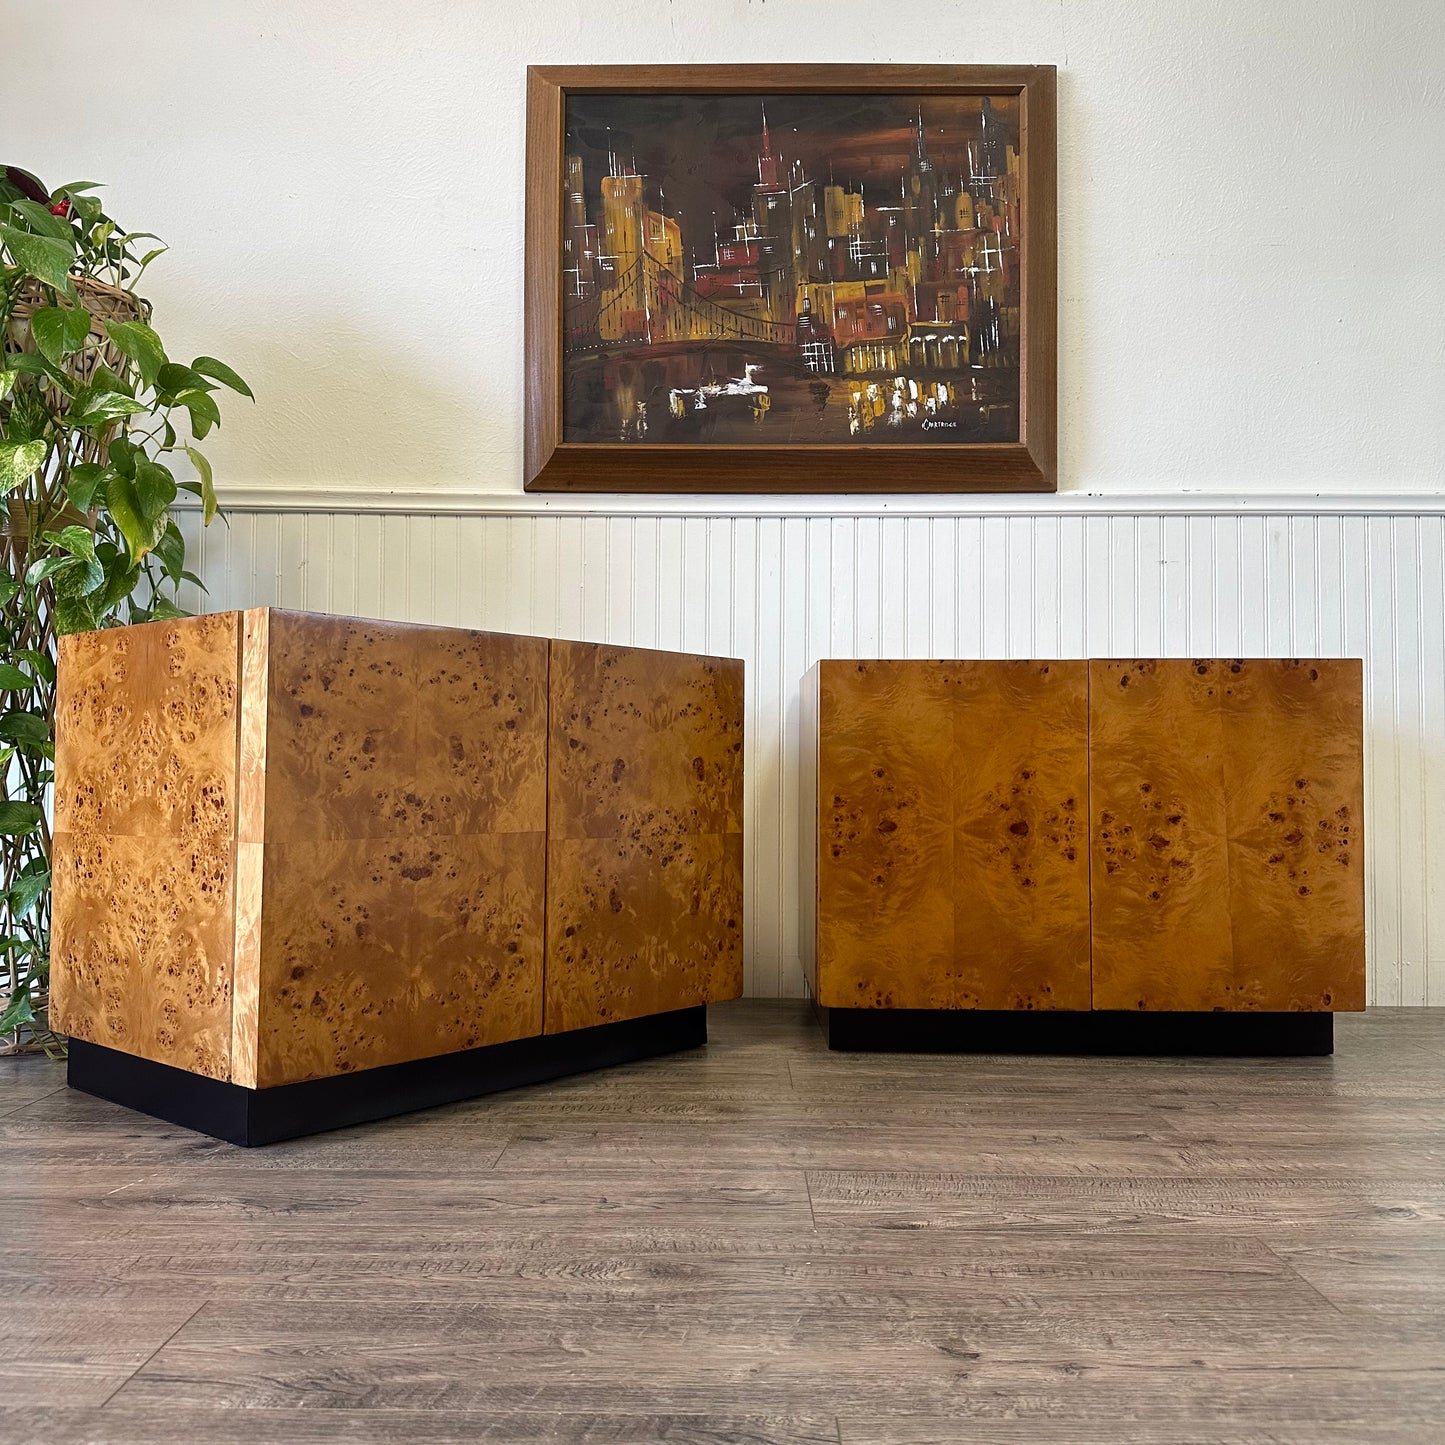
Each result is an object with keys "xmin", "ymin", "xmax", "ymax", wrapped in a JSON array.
[{"xmin": 176, "ymin": 493, "xmax": 1445, "ymax": 1006}]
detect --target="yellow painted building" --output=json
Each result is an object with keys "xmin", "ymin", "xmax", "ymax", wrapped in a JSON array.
[
  {"xmin": 598, "ymin": 173, "xmax": 684, "ymax": 343},
  {"xmin": 823, "ymin": 185, "xmax": 865, "ymax": 239},
  {"xmin": 599, "ymin": 173, "xmax": 646, "ymax": 339}
]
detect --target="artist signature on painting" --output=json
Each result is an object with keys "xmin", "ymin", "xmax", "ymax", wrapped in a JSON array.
[{"xmin": 921, "ymin": 419, "xmax": 959, "ymax": 431}]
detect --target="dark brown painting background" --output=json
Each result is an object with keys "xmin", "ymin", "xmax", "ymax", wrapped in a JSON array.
[{"xmin": 561, "ymin": 91, "xmax": 1022, "ymax": 447}]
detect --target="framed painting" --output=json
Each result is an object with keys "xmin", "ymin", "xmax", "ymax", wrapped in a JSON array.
[{"xmin": 524, "ymin": 65, "xmax": 1056, "ymax": 493}]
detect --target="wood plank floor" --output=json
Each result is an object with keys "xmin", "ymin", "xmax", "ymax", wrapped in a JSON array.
[{"xmin": 3, "ymin": 1000, "xmax": 1444, "ymax": 1444}]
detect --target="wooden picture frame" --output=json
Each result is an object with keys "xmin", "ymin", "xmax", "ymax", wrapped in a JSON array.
[{"xmin": 525, "ymin": 64, "xmax": 1057, "ymax": 494}]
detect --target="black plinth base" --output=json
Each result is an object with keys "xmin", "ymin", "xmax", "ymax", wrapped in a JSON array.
[
  {"xmin": 68, "ymin": 1005, "xmax": 708, "ymax": 1146},
  {"xmin": 819, "ymin": 1006, "xmax": 1334, "ymax": 1056}
]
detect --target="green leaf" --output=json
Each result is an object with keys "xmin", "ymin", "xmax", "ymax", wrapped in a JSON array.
[
  {"xmin": 180, "ymin": 569, "xmax": 209, "ymax": 593},
  {"xmin": 54, "ymin": 180, "xmax": 102, "ymax": 195},
  {"xmin": 154, "ymin": 521, "xmax": 186, "ymax": 585},
  {"xmin": 4, "ymin": 351, "xmax": 54, "ymax": 377},
  {"xmin": 104, "ymin": 319, "xmax": 167, "ymax": 390},
  {"xmin": 0, "ymin": 990, "xmax": 36, "ymax": 1036},
  {"xmin": 45, "ymin": 524, "xmax": 105, "ymax": 594},
  {"xmin": 50, "ymin": 523, "xmax": 96, "ymax": 559},
  {"xmin": 8, "ymin": 197, "xmax": 76, "ymax": 243},
  {"xmin": 104, "ymin": 472, "xmax": 164, "ymax": 560},
  {"xmin": 0, "ymin": 575, "xmax": 18, "ymax": 606},
  {"xmin": 108, "ymin": 437, "xmax": 140, "ymax": 476},
  {"xmin": 16, "ymin": 648, "xmax": 55, "ymax": 683},
  {"xmin": 28, "ymin": 311, "xmax": 66, "ymax": 368},
  {"xmin": 24, "ymin": 554, "xmax": 80, "ymax": 587},
  {"xmin": 134, "ymin": 457, "xmax": 177, "ymax": 521},
  {"xmin": 68, "ymin": 462, "xmax": 108, "ymax": 512},
  {"xmin": 67, "ymin": 387, "xmax": 147, "ymax": 428},
  {"xmin": 0, "ymin": 368, "xmax": 16, "ymax": 401},
  {"xmin": 7, "ymin": 870, "xmax": 49, "ymax": 920},
  {"xmin": 0, "ymin": 439, "xmax": 47, "ymax": 495},
  {"xmin": 184, "ymin": 445, "xmax": 218, "ymax": 524},
  {"xmin": 191, "ymin": 355, "xmax": 252, "ymax": 399},
  {"xmin": 157, "ymin": 362, "xmax": 212, "ymax": 398},
  {"xmin": 147, "ymin": 596, "xmax": 189, "ymax": 622},
  {"xmin": 96, "ymin": 558, "xmax": 141, "ymax": 613},
  {"xmin": 0, "ymin": 224, "xmax": 75, "ymax": 291},
  {"xmin": 88, "ymin": 362, "xmax": 130, "ymax": 397},
  {"xmin": 2, "ymin": 352, "xmax": 72, "ymax": 408},
  {"xmin": 29, "ymin": 303, "xmax": 92, "ymax": 365},
  {"xmin": 0, "ymin": 664, "xmax": 33, "ymax": 691},
  {"xmin": 183, "ymin": 389, "xmax": 222, "ymax": 438},
  {"xmin": 53, "ymin": 564, "xmax": 100, "ymax": 634},
  {"xmin": 0, "ymin": 711, "xmax": 48, "ymax": 747},
  {"xmin": 0, "ymin": 799, "xmax": 42, "ymax": 836}
]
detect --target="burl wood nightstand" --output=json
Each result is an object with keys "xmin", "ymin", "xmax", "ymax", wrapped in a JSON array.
[
  {"xmin": 801, "ymin": 658, "xmax": 1365, "ymax": 1054},
  {"xmin": 50, "ymin": 609, "xmax": 744, "ymax": 1141}
]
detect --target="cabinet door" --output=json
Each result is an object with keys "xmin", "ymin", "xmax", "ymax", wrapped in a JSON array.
[
  {"xmin": 544, "ymin": 641, "xmax": 745, "ymax": 1033},
  {"xmin": 816, "ymin": 661, "xmax": 957, "ymax": 1009},
  {"xmin": 814, "ymin": 659, "xmax": 1091, "ymax": 1010},
  {"xmin": 1090, "ymin": 659, "xmax": 1365, "ymax": 1012},
  {"xmin": 950, "ymin": 660, "xmax": 1092, "ymax": 1010}
]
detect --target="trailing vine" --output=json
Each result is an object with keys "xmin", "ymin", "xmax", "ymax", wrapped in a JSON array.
[{"xmin": 1, "ymin": 165, "xmax": 247, "ymax": 1051}]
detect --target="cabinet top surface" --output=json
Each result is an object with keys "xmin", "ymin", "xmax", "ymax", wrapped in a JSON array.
[
  {"xmin": 58, "ymin": 608, "xmax": 743, "ymax": 671},
  {"xmin": 817, "ymin": 657, "xmax": 1364, "ymax": 667}
]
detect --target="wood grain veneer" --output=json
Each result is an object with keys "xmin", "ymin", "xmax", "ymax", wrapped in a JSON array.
[
  {"xmin": 808, "ymin": 657, "xmax": 1365, "ymax": 1021},
  {"xmin": 50, "ymin": 613, "xmax": 243, "ymax": 1079},
  {"xmin": 812, "ymin": 658, "xmax": 1090, "ymax": 1011},
  {"xmin": 544, "ymin": 641, "xmax": 745, "ymax": 1032},
  {"xmin": 249, "ymin": 614, "xmax": 549, "ymax": 1087},
  {"xmin": 815, "ymin": 661, "xmax": 956, "ymax": 1009},
  {"xmin": 1090, "ymin": 658, "xmax": 1365, "ymax": 1013},
  {"xmin": 950, "ymin": 660, "xmax": 1090, "ymax": 1009},
  {"xmin": 228, "ymin": 608, "xmax": 270, "ymax": 1088},
  {"xmin": 51, "ymin": 610, "xmax": 744, "ymax": 1090}
]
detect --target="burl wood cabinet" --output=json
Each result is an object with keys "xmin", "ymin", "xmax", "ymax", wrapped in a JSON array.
[
  {"xmin": 50, "ymin": 610, "xmax": 743, "ymax": 1140},
  {"xmin": 802, "ymin": 658, "xmax": 1365, "ymax": 1054}
]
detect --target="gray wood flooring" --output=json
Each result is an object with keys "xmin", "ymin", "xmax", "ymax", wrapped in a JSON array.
[{"xmin": 3, "ymin": 1000, "xmax": 1444, "ymax": 1444}]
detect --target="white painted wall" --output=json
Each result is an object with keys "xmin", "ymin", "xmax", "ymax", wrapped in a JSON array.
[
  {"xmin": 11, "ymin": 3, "xmax": 1445, "ymax": 999},
  {"xmin": 7, "ymin": 0, "xmax": 1444, "ymax": 495}
]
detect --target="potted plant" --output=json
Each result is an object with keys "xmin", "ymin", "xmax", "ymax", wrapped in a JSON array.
[{"xmin": 1, "ymin": 165, "xmax": 249, "ymax": 1053}]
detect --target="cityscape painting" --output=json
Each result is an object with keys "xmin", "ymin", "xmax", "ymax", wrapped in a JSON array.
[{"xmin": 560, "ymin": 90, "xmax": 1024, "ymax": 448}]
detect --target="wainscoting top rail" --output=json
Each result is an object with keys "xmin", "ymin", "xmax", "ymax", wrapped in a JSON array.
[{"xmin": 175, "ymin": 487, "xmax": 1445, "ymax": 519}]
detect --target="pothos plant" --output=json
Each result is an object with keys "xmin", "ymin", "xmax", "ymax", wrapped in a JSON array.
[{"xmin": 1, "ymin": 165, "xmax": 249, "ymax": 1052}]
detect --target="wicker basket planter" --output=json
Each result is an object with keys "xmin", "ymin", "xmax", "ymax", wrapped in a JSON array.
[
  {"xmin": 2, "ymin": 275, "xmax": 149, "ymax": 572},
  {"xmin": 5, "ymin": 273, "xmax": 149, "ymax": 384}
]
